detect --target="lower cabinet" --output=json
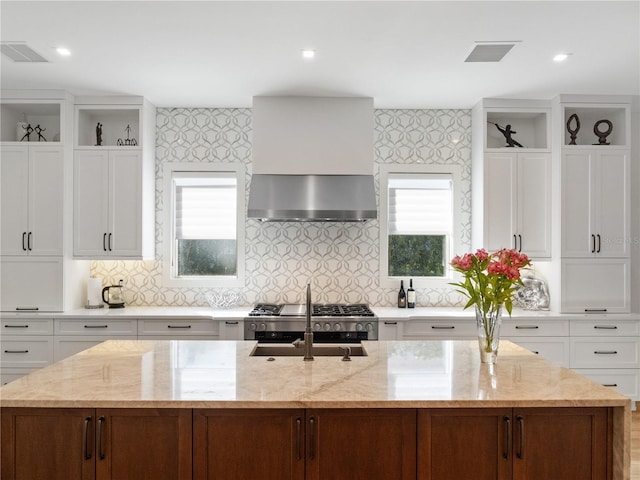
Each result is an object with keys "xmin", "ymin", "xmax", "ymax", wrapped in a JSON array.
[
  {"xmin": 418, "ymin": 407, "xmax": 611, "ymax": 480},
  {"xmin": 193, "ymin": 408, "xmax": 417, "ymax": 480},
  {"xmin": 0, "ymin": 408, "xmax": 192, "ymax": 480}
]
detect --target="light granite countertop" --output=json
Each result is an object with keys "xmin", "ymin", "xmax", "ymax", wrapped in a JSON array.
[{"xmin": 0, "ymin": 340, "xmax": 629, "ymax": 409}]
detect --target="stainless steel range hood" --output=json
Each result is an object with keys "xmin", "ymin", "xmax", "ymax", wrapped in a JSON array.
[
  {"xmin": 248, "ymin": 174, "xmax": 376, "ymax": 222},
  {"xmin": 249, "ymin": 96, "xmax": 377, "ymax": 222}
]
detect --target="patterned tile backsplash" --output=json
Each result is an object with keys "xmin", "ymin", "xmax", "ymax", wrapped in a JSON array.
[{"xmin": 91, "ymin": 108, "xmax": 472, "ymax": 307}]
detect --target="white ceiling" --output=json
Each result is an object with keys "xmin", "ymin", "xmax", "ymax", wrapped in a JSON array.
[{"xmin": 1, "ymin": 1, "xmax": 639, "ymax": 109}]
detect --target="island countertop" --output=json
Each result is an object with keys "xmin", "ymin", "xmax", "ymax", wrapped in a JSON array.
[{"xmin": 0, "ymin": 340, "xmax": 630, "ymax": 410}]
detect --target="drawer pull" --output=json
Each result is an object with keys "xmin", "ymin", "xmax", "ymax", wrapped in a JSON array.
[
  {"xmin": 432, "ymin": 326, "xmax": 455, "ymax": 329},
  {"xmin": 585, "ymin": 309, "xmax": 608, "ymax": 313},
  {"xmin": 4, "ymin": 325, "xmax": 29, "ymax": 328},
  {"xmin": 15, "ymin": 307, "xmax": 39, "ymax": 311},
  {"xmin": 515, "ymin": 326, "xmax": 539, "ymax": 330},
  {"xmin": 603, "ymin": 383, "xmax": 618, "ymax": 387},
  {"xmin": 532, "ymin": 351, "xmax": 539, "ymax": 355},
  {"xmin": 84, "ymin": 325, "xmax": 108, "ymax": 329},
  {"xmin": 225, "ymin": 321, "xmax": 239, "ymax": 325},
  {"xmin": 594, "ymin": 351, "xmax": 618, "ymax": 355},
  {"xmin": 384, "ymin": 321, "xmax": 398, "ymax": 325},
  {"xmin": 168, "ymin": 325, "xmax": 192, "ymax": 329},
  {"xmin": 594, "ymin": 325, "xmax": 618, "ymax": 330},
  {"xmin": 4, "ymin": 350, "xmax": 29, "ymax": 354}
]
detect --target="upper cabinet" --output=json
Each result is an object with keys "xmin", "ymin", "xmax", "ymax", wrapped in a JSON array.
[
  {"xmin": 559, "ymin": 96, "xmax": 630, "ymax": 148},
  {"xmin": 472, "ymin": 99, "xmax": 552, "ymax": 259},
  {"xmin": 0, "ymin": 99, "xmax": 63, "ymax": 144},
  {"xmin": 72, "ymin": 97, "xmax": 155, "ymax": 260}
]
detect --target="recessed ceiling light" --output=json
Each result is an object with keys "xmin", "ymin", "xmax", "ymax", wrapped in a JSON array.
[
  {"xmin": 56, "ymin": 47, "xmax": 71, "ymax": 56},
  {"xmin": 553, "ymin": 53, "xmax": 570, "ymax": 62},
  {"xmin": 301, "ymin": 49, "xmax": 315, "ymax": 59}
]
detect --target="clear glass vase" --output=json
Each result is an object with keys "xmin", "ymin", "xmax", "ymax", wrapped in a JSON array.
[{"xmin": 475, "ymin": 304, "xmax": 503, "ymax": 364}]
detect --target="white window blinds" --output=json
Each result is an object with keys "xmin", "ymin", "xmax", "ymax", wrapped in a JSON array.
[
  {"xmin": 173, "ymin": 173, "xmax": 237, "ymax": 240},
  {"xmin": 388, "ymin": 174, "xmax": 453, "ymax": 235}
]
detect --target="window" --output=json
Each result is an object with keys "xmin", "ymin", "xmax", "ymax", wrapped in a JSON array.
[
  {"xmin": 164, "ymin": 163, "xmax": 244, "ymax": 287},
  {"xmin": 380, "ymin": 165, "xmax": 462, "ymax": 288}
]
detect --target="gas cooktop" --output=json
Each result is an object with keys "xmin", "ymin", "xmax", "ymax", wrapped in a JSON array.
[{"xmin": 248, "ymin": 303, "xmax": 375, "ymax": 317}]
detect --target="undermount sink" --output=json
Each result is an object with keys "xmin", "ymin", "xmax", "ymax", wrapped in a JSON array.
[{"xmin": 250, "ymin": 344, "xmax": 367, "ymax": 357}]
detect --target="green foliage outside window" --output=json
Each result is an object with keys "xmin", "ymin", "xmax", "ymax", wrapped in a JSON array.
[
  {"xmin": 388, "ymin": 234, "xmax": 445, "ymax": 277},
  {"xmin": 178, "ymin": 239, "xmax": 237, "ymax": 276}
]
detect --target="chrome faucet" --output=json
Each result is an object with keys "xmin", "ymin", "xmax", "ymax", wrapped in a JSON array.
[{"xmin": 303, "ymin": 283, "xmax": 314, "ymax": 361}]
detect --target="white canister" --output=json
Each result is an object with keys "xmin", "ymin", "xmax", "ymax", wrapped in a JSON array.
[{"xmin": 86, "ymin": 277, "xmax": 104, "ymax": 308}]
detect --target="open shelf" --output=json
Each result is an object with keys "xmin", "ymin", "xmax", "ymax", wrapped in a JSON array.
[
  {"xmin": 76, "ymin": 106, "xmax": 141, "ymax": 147},
  {"xmin": 563, "ymin": 106, "xmax": 628, "ymax": 147},
  {"xmin": 1, "ymin": 103, "xmax": 61, "ymax": 143},
  {"xmin": 485, "ymin": 111, "xmax": 549, "ymax": 150}
]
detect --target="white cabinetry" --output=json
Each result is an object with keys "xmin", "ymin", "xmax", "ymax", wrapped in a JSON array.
[
  {"xmin": 0, "ymin": 317, "xmax": 54, "ymax": 385},
  {"xmin": 378, "ymin": 320, "xmax": 400, "ymax": 340},
  {"xmin": 53, "ymin": 318, "xmax": 137, "ymax": 362},
  {"xmin": 74, "ymin": 149, "xmax": 143, "ymax": 257},
  {"xmin": 472, "ymin": 100, "xmax": 552, "ymax": 259},
  {"xmin": 219, "ymin": 319, "xmax": 243, "ymax": 340},
  {"xmin": 1, "ymin": 145, "xmax": 63, "ymax": 256},
  {"xmin": 556, "ymin": 96, "xmax": 631, "ymax": 313},
  {"xmin": 401, "ymin": 318, "xmax": 476, "ymax": 339},
  {"xmin": 138, "ymin": 318, "xmax": 220, "ymax": 340},
  {"xmin": 501, "ymin": 318, "xmax": 570, "ymax": 367},
  {"xmin": 0, "ymin": 256, "xmax": 64, "ymax": 312},
  {"xmin": 73, "ymin": 97, "xmax": 155, "ymax": 259},
  {"xmin": 483, "ymin": 151, "xmax": 551, "ymax": 257}
]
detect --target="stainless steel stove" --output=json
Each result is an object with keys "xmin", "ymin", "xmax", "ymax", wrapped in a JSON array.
[{"xmin": 244, "ymin": 303, "xmax": 378, "ymax": 342}]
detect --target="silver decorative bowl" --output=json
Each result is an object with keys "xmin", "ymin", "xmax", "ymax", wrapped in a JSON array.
[{"xmin": 206, "ymin": 292, "xmax": 240, "ymax": 309}]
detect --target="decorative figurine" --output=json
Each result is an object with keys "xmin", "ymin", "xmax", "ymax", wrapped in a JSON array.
[
  {"xmin": 566, "ymin": 113, "xmax": 580, "ymax": 145},
  {"xmin": 117, "ymin": 124, "xmax": 137, "ymax": 146},
  {"xmin": 489, "ymin": 122, "xmax": 523, "ymax": 147},
  {"xmin": 593, "ymin": 119, "xmax": 613, "ymax": 145},
  {"xmin": 96, "ymin": 123, "xmax": 103, "ymax": 146},
  {"xmin": 34, "ymin": 125, "xmax": 47, "ymax": 142},
  {"xmin": 20, "ymin": 124, "xmax": 33, "ymax": 142}
]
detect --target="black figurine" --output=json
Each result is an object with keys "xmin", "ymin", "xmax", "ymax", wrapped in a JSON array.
[
  {"xmin": 96, "ymin": 123, "xmax": 103, "ymax": 146},
  {"xmin": 566, "ymin": 113, "xmax": 580, "ymax": 145},
  {"xmin": 593, "ymin": 119, "xmax": 613, "ymax": 145},
  {"xmin": 491, "ymin": 122, "xmax": 523, "ymax": 148},
  {"xmin": 20, "ymin": 124, "xmax": 33, "ymax": 142},
  {"xmin": 34, "ymin": 125, "xmax": 47, "ymax": 142},
  {"xmin": 117, "ymin": 124, "xmax": 137, "ymax": 146}
]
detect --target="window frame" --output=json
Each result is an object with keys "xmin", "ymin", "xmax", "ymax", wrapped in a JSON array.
[
  {"xmin": 379, "ymin": 164, "xmax": 463, "ymax": 289},
  {"xmin": 163, "ymin": 162, "xmax": 245, "ymax": 288}
]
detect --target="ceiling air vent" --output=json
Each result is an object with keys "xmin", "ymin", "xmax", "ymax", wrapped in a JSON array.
[
  {"xmin": 1, "ymin": 42, "xmax": 49, "ymax": 62},
  {"xmin": 465, "ymin": 43, "xmax": 516, "ymax": 63}
]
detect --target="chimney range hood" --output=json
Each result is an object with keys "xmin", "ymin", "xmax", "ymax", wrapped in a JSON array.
[{"xmin": 248, "ymin": 96, "xmax": 377, "ymax": 222}]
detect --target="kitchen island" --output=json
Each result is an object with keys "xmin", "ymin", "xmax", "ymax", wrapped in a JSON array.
[{"xmin": 0, "ymin": 340, "xmax": 631, "ymax": 480}]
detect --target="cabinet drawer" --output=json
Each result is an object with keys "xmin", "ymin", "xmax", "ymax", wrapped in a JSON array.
[
  {"xmin": 0, "ymin": 368, "xmax": 39, "ymax": 386},
  {"xmin": 403, "ymin": 319, "xmax": 475, "ymax": 338},
  {"xmin": 138, "ymin": 318, "xmax": 220, "ymax": 336},
  {"xmin": 54, "ymin": 318, "xmax": 137, "ymax": 336},
  {"xmin": 505, "ymin": 337, "xmax": 570, "ymax": 367},
  {"xmin": 1, "ymin": 318, "xmax": 54, "ymax": 335},
  {"xmin": 1, "ymin": 336, "xmax": 53, "ymax": 368},
  {"xmin": 573, "ymin": 368, "xmax": 639, "ymax": 400},
  {"xmin": 570, "ymin": 319, "xmax": 638, "ymax": 337},
  {"xmin": 570, "ymin": 338, "xmax": 639, "ymax": 368},
  {"xmin": 501, "ymin": 320, "xmax": 568, "ymax": 337},
  {"xmin": 53, "ymin": 335, "xmax": 137, "ymax": 362}
]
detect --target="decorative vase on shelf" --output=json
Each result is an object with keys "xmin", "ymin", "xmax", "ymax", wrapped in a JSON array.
[{"xmin": 475, "ymin": 304, "xmax": 503, "ymax": 364}]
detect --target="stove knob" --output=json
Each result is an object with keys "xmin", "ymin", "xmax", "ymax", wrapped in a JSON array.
[
  {"xmin": 356, "ymin": 323, "xmax": 364, "ymax": 331},
  {"xmin": 334, "ymin": 323, "xmax": 342, "ymax": 331},
  {"xmin": 249, "ymin": 323, "xmax": 257, "ymax": 331},
  {"xmin": 314, "ymin": 323, "xmax": 322, "ymax": 331},
  {"xmin": 259, "ymin": 323, "xmax": 267, "ymax": 331},
  {"xmin": 270, "ymin": 332, "xmax": 278, "ymax": 338},
  {"xmin": 323, "ymin": 323, "xmax": 331, "ymax": 331},
  {"xmin": 366, "ymin": 323, "xmax": 374, "ymax": 332}
]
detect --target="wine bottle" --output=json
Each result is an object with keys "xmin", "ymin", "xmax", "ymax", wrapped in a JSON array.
[
  {"xmin": 398, "ymin": 280, "xmax": 407, "ymax": 308},
  {"xmin": 407, "ymin": 278, "xmax": 416, "ymax": 308}
]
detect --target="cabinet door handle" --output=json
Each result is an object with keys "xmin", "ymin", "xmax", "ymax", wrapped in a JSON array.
[
  {"xmin": 108, "ymin": 233, "xmax": 112, "ymax": 252},
  {"xmin": 83, "ymin": 416, "xmax": 93, "ymax": 460},
  {"xmin": 597, "ymin": 234, "xmax": 601, "ymax": 253},
  {"xmin": 516, "ymin": 415, "xmax": 525, "ymax": 459},
  {"xmin": 296, "ymin": 417, "xmax": 303, "ymax": 460},
  {"xmin": 4, "ymin": 350, "xmax": 29, "ymax": 354},
  {"xmin": 432, "ymin": 326, "xmax": 455, "ymax": 329},
  {"xmin": 513, "ymin": 234, "xmax": 517, "ymax": 250},
  {"xmin": 4, "ymin": 324, "xmax": 29, "ymax": 329},
  {"xmin": 167, "ymin": 325, "xmax": 191, "ymax": 329},
  {"xmin": 27, "ymin": 232, "xmax": 32, "ymax": 251},
  {"xmin": 518, "ymin": 234, "xmax": 522, "ymax": 252},
  {"xmin": 603, "ymin": 383, "xmax": 618, "ymax": 387},
  {"xmin": 503, "ymin": 416, "xmax": 511, "ymax": 459},
  {"xmin": 15, "ymin": 307, "xmax": 39, "ymax": 311},
  {"xmin": 225, "ymin": 321, "xmax": 239, "ymax": 325},
  {"xmin": 309, "ymin": 416, "xmax": 315, "ymax": 460},
  {"xmin": 103, "ymin": 233, "xmax": 107, "ymax": 252},
  {"xmin": 594, "ymin": 351, "xmax": 618, "ymax": 355},
  {"xmin": 22, "ymin": 232, "xmax": 27, "ymax": 251},
  {"xmin": 98, "ymin": 416, "xmax": 106, "ymax": 460},
  {"xmin": 585, "ymin": 308, "xmax": 607, "ymax": 313},
  {"xmin": 591, "ymin": 234, "xmax": 596, "ymax": 253},
  {"xmin": 594, "ymin": 325, "xmax": 617, "ymax": 330},
  {"xmin": 84, "ymin": 325, "xmax": 108, "ymax": 329},
  {"xmin": 384, "ymin": 321, "xmax": 398, "ymax": 325},
  {"xmin": 515, "ymin": 325, "xmax": 539, "ymax": 330}
]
